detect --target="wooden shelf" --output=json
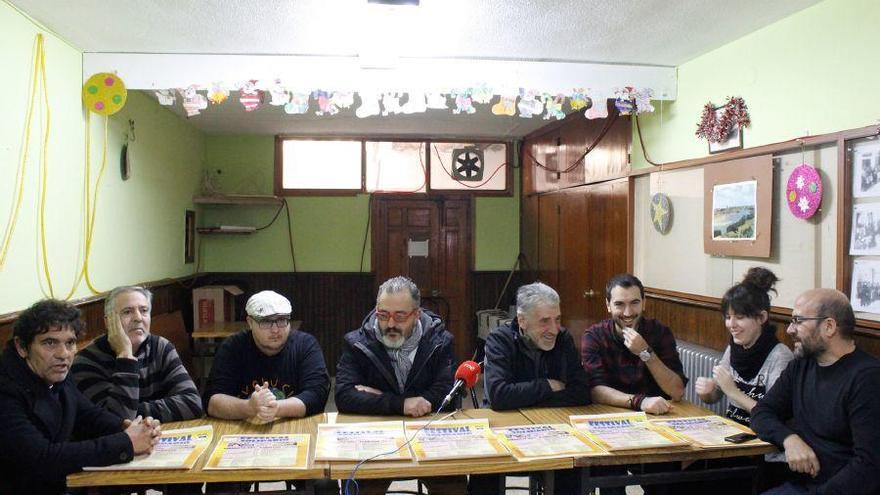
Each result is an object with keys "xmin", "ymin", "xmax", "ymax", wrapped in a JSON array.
[
  {"xmin": 193, "ymin": 194, "xmax": 283, "ymax": 206},
  {"xmin": 197, "ymin": 227, "xmax": 256, "ymax": 235}
]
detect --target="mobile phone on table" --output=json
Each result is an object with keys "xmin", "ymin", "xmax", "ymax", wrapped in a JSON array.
[{"xmin": 724, "ymin": 432, "xmax": 758, "ymax": 444}]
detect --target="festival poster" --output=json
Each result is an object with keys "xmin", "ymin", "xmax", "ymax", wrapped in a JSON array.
[
  {"xmin": 84, "ymin": 425, "xmax": 213, "ymax": 470},
  {"xmin": 650, "ymin": 415, "xmax": 766, "ymax": 449},
  {"xmin": 570, "ymin": 412, "xmax": 689, "ymax": 451},
  {"xmin": 404, "ymin": 418, "xmax": 510, "ymax": 462},
  {"xmin": 314, "ymin": 421, "xmax": 412, "ymax": 461},
  {"xmin": 493, "ymin": 423, "xmax": 604, "ymax": 460},
  {"xmin": 204, "ymin": 433, "xmax": 310, "ymax": 469}
]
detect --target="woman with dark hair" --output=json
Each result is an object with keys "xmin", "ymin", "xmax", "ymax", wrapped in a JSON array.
[
  {"xmin": 696, "ymin": 267, "xmax": 793, "ymax": 423},
  {"xmin": 695, "ymin": 267, "xmax": 794, "ymax": 491}
]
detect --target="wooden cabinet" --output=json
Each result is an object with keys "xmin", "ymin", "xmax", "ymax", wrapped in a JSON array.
[
  {"xmin": 522, "ymin": 102, "xmax": 631, "ymax": 196},
  {"xmin": 521, "ymin": 105, "xmax": 632, "ymax": 347}
]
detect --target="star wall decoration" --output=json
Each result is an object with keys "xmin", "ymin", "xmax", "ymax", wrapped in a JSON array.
[{"xmin": 650, "ymin": 193, "xmax": 672, "ymax": 234}]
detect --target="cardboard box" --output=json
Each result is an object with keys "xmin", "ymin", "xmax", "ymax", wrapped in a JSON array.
[{"xmin": 192, "ymin": 285, "xmax": 243, "ymax": 330}]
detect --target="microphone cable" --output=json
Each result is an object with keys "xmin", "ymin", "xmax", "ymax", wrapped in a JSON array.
[{"xmin": 343, "ymin": 408, "xmax": 460, "ymax": 495}]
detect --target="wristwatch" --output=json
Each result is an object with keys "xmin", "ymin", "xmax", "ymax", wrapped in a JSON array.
[{"xmin": 638, "ymin": 348, "xmax": 653, "ymax": 362}]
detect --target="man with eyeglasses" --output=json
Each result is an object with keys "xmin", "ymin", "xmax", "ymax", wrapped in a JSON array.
[
  {"xmin": 0, "ymin": 299, "xmax": 161, "ymax": 495},
  {"xmin": 204, "ymin": 290, "xmax": 330, "ymax": 422},
  {"xmin": 335, "ymin": 276, "xmax": 463, "ymax": 495},
  {"xmin": 751, "ymin": 288, "xmax": 880, "ymax": 495},
  {"xmin": 72, "ymin": 286, "xmax": 203, "ymax": 422},
  {"xmin": 335, "ymin": 276, "xmax": 454, "ymax": 417}
]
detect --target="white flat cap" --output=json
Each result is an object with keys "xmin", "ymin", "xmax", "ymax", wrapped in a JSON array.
[{"xmin": 245, "ymin": 290, "xmax": 292, "ymax": 318}]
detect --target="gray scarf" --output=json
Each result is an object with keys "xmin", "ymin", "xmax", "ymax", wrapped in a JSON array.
[{"xmin": 374, "ymin": 315, "xmax": 423, "ymax": 391}]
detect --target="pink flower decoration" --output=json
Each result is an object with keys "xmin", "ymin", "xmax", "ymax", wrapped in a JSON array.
[{"xmin": 786, "ymin": 164, "xmax": 822, "ymax": 219}]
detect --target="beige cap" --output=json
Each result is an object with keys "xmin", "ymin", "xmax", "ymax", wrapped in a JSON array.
[{"xmin": 245, "ymin": 290, "xmax": 292, "ymax": 318}]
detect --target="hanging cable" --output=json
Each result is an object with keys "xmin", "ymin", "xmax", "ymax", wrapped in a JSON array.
[
  {"xmin": 0, "ymin": 34, "xmax": 43, "ymax": 271},
  {"xmin": 76, "ymin": 114, "xmax": 110, "ymax": 296},
  {"xmin": 634, "ymin": 113, "xmax": 662, "ymax": 167},
  {"xmin": 283, "ymin": 199, "xmax": 297, "ymax": 272},
  {"xmin": 522, "ymin": 110, "xmax": 620, "ymax": 174},
  {"xmin": 34, "ymin": 34, "xmax": 56, "ymax": 298},
  {"xmin": 359, "ymin": 194, "xmax": 372, "ymax": 273}
]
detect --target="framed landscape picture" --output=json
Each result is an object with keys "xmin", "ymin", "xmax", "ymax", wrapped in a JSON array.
[{"xmin": 703, "ymin": 155, "xmax": 773, "ymax": 257}]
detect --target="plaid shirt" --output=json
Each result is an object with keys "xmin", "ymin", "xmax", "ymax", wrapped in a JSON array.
[{"xmin": 580, "ymin": 318, "xmax": 688, "ymax": 398}]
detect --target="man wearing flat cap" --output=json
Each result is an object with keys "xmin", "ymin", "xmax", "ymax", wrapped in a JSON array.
[{"xmin": 204, "ymin": 290, "xmax": 330, "ymax": 422}]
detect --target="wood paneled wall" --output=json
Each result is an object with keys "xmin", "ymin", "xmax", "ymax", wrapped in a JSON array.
[
  {"xmin": 0, "ymin": 271, "xmax": 523, "ymax": 377},
  {"xmin": 646, "ymin": 287, "xmax": 880, "ymax": 358},
  {"xmin": 0, "ymin": 279, "xmax": 193, "ymax": 348}
]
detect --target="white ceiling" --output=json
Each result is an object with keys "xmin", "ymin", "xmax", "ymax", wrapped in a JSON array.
[{"xmin": 11, "ymin": 0, "xmax": 820, "ymax": 138}]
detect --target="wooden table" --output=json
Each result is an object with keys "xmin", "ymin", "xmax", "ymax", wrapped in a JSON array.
[
  {"xmin": 66, "ymin": 402, "xmax": 775, "ymax": 494},
  {"xmin": 67, "ymin": 414, "xmax": 326, "ymax": 490},
  {"xmin": 327, "ymin": 409, "xmax": 572, "ymax": 481},
  {"xmin": 520, "ymin": 402, "xmax": 776, "ymax": 492}
]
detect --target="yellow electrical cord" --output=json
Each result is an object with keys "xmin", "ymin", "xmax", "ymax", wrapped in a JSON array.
[
  {"xmin": 77, "ymin": 111, "xmax": 108, "ymax": 296},
  {"xmin": 0, "ymin": 34, "xmax": 43, "ymax": 271},
  {"xmin": 34, "ymin": 34, "xmax": 56, "ymax": 298}
]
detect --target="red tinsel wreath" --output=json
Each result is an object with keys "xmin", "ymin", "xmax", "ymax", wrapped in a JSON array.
[{"xmin": 695, "ymin": 96, "xmax": 751, "ymax": 143}]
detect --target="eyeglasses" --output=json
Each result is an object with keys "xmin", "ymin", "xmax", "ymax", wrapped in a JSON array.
[
  {"xmin": 789, "ymin": 315, "xmax": 828, "ymax": 327},
  {"xmin": 254, "ymin": 317, "xmax": 290, "ymax": 330},
  {"xmin": 375, "ymin": 309, "xmax": 417, "ymax": 323}
]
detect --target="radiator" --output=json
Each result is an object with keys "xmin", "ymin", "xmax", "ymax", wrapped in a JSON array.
[{"xmin": 677, "ymin": 341, "xmax": 728, "ymax": 416}]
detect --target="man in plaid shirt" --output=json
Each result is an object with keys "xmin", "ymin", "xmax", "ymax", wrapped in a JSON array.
[
  {"xmin": 581, "ymin": 273, "xmax": 687, "ymax": 413},
  {"xmin": 580, "ymin": 273, "xmax": 688, "ymax": 495}
]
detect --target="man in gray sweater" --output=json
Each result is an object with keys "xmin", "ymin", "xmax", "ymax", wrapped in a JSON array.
[{"xmin": 72, "ymin": 285, "xmax": 203, "ymax": 422}]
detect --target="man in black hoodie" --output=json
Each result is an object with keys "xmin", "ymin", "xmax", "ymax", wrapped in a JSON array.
[
  {"xmin": 0, "ymin": 299, "xmax": 160, "ymax": 495},
  {"xmin": 335, "ymin": 276, "xmax": 462, "ymax": 495},
  {"xmin": 472, "ymin": 281, "xmax": 589, "ymax": 495}
]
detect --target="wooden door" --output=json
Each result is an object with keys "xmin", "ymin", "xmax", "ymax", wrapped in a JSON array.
[
  {"xmin": 372, "ymin": 197, "xmax": 473, "ymax": 361},
  {"xmin": 537, "ymin": 193, "xmax": 561, "ymax": 288},
  {"xmin": 557, "ymin": 188, "xmax": 590, "ymax": 345},
  {"xmin": 582, "ymin": 178, "xmax": 632, "ymax": 331}
]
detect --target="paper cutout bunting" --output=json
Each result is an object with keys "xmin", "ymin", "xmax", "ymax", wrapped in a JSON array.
[
  {"xmin": 83, "ymin": 73, "xmax": 127, "ymax": 115},
  {"xmin": 786, "ymin": 164, "xmax": 822, "ymax": 219}
]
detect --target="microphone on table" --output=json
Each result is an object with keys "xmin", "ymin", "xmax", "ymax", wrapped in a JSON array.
[{"xmin": 439, "ymin": 360, "xmax": 482, "ymax": 411}]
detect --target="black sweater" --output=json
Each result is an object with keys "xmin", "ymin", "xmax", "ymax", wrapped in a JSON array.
[
  {"xmin": 751, "ymin": 348, "xmax": 880, "ymax": 495},
  {"xmin": 483, "ymin": 321, "xmax": 590, "ymax": 410}
]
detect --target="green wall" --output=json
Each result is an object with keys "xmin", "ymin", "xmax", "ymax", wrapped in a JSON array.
[
  {"xmin": 201, "ymin": 136, "xmax": 521, "ymax": 272},
  {"xmin": 632, "ymin": 0, "xmax": 880, "ymax": 168},
  {"xmin": 0, "ymin": 2, "xmax": 204, "ymax": 313}
]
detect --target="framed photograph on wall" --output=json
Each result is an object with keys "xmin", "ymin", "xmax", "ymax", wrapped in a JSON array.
[
  {"xmin": 850, "ymin": 202, "xmax": 880, "ymax": 255},
  {"xmin": 703, "ymin": 155, "xmax": 773, "ymax": 257},
  {"xmin": 708, "ymin": 107, "xmax": 744, "ymax": 154},
  {"xmin": 185, "ymin": 209, "xmax": 196, "ymax": 264},
  {"xmin": 851, "ymin": 259, "xmax": 880, "ymax": 313},
  {"xmin": 852, "ymin": 139, "xmax": 880, "ymax": 198}
]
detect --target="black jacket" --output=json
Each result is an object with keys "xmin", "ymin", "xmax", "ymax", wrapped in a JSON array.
[
  {"xmin": 483, "ymin": 320, "xmax": 590, "ymax": 410},
  {"xmin": 0, "ymin": 344, "xmax": 133, "ymax": 495},
  {"xmin": 334, "ymin": 310, "xmax": 454, "ymax": 415}
]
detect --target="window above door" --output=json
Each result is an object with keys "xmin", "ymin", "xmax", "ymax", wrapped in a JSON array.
[{"xmin": 275, "ymin": 136, "xmax": 511, "ymax": 196}]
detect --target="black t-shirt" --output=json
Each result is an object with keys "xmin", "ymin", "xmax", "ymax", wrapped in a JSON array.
[{"xmin": 203, "ymin": 330, "xmax": 330, "ymax": 416}]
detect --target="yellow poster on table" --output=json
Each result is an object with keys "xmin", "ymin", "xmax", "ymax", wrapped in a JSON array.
[
  {"xmin": 570, "ymin": 412, "xmax": 688, "ymax": 451},
  {"xmin": 314, "ymin": 421, "xmax": 412, "ymax": 461},
  {"xmin": 405, "ymin": 418, "xmax": 510, "ymax": 462},
  {"xmin": 494, "ymin": 423, "xmax": 604, "ymax": 460},
  {"xmin": 204, "ymin": 434, "xmax": 310, "ymax": 469},
  {"xmin": 84, "ymin": 425, "xmax": 213, "ymax": 470},
  {"xmin": 650, "ymin": 415, "xmax": 767, "ymax": 449}
]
